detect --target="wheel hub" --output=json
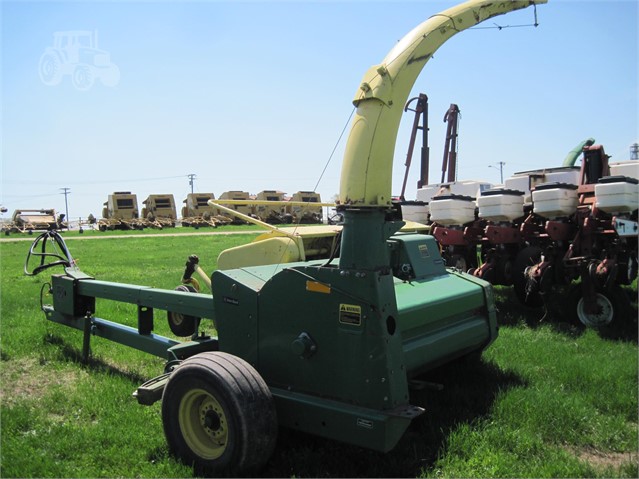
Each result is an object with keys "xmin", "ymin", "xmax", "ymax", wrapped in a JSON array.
[
  {"xmin": 577, "ymin": 293, "xmax": 614, "ymax": 328},
  {"xmin": 203, "ymin": 409, "xmax": 221, "ymax": 431},
  {"xmin": 178, "ymin": 388, "xmax": 228, "ymax": 460},
  {"xmin": 199, "ymin": 397, "xmax": 226, "ymax": 440}
]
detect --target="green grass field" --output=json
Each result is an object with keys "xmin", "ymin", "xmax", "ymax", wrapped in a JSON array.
[
  {"xmin": 3, "ymin": 223, "xmax": 264, "ymax": 238},
  {"xmin": 1, "ymin": 232, "xmax": 637, "ymax": 478}
]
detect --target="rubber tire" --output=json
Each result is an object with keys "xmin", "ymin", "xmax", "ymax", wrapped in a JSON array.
[
  {"xmin": 167, "ymin": 285, "xmax": 199, "ymax": 337},
  {"xmin": 512, "ymin": 246, "xmax": 544, "ymax": 308},
  {"xmin": 162, "ymin": 352, "xmax": 277, "ymax": 475},
  {"xmin": 72, "ymin": 64, "xmax": 95, "ymax": 91},
  {"xmin": 568, "ymin": 284, "xmax": 631, "ymax": 335},
  {"xmin": 38, "ymin": 52, "xmax": 62, "ymax": 85},
  {"xmin": 617, "ymin": 255, "xmax": 638, "ymax": 285}
]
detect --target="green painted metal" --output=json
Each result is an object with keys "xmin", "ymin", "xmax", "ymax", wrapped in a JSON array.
[
  {"xmin": 395, "ymin": 275, "xmax": 488, "ymax": 369},
  {"xmin": 211, "ymin": 268, "xmax": 260, "ymax": 364},
  {"xmin": 387, "ymin": 234, "xmax": 447, "ymax": 279},
  {"xmin": 338, "ymin": 209, "xmax": 403, "ymax": 270},
  {"xmin": 213, "ymin": 261, "xmax": 413, "ymax": 451},
  {"xmin": 390, "ymin": 234, "xmax": 497, "ymax": 375},
  {"xmin": 167, "ymin": 337, "xmax": 220, "ymax": 362},
  {"xmin": 48, "ymin": 274, "xmax": 216, "ymax": 360},
  {"xmin": 270, "ymin": 387, "xmax": 421, "ymax": 453},
  {"xmin": 206, "ymin": 231, "xmax": 499, "ymax": 451},
  {"xmin": 562, "ymin": 137, "xmax": 596, "ymax": 167},
  {"xmin": 43, "ymin": 305, "xmax": 179, "ymax": 358},
  {"xmin": 50, "ymin": 274, "xmax": 215, "ymax": 320},
  {"xmin": 76, "ymin": 279, "xmax": 215, "ymax": 320},
  {"xmin": 45, "ymin": 228, "xmax": 498, "ymax": 453},
  {"xmin": 259, "ymin": 265, "xmax": 407, "ymax": 412}
]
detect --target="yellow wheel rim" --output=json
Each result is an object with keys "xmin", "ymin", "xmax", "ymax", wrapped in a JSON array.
[
  {"xmin": 170, "ymin": 312, "xmax": 184, "ymax": 327},
  {"xmin": 178, "ymin": 388, "xmax": 228, "ymax": 460}
]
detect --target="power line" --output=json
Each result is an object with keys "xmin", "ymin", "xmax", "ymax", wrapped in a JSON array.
[
  {"xmin": 1, "ymin": 192, "xmax": 62, "ymax": 200},
  {"xmin": 5, "ymin": 174, "xmax": 190, "ymax": 186}
]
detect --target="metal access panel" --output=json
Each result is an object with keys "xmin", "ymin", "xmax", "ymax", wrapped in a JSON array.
[
  {"xmin": 212, "ymin": 268, "xmax": 262, "ymax": 364},
  {"xmin": 388, "ymin": 234, "xmax": 447, "ymax": 279},
  {"xmin": 394, "ymin": 273, "xmax": 493, "ymax": 375},
  {"xmin": 255, "ymin": 264, "xmax": 408, "ymax": 409}
]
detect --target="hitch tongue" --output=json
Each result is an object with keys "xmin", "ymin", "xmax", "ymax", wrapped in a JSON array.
[{"xmin": 133, "ymin": 372, "xmax": 172, "ymax": 406}]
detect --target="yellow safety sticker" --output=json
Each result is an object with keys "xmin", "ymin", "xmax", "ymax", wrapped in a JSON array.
[
  {"xmin": 339, "ymin": 303, "xmax": 362, "ymax": 326},
  {"xmin": 306, "ymin": 281, "xmax": 331, "ymax": 294}
]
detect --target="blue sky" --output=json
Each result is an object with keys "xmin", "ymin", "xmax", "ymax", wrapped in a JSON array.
[{"xmin": 1, "ymin": 0, "xmax": 637, "ymax": 222}]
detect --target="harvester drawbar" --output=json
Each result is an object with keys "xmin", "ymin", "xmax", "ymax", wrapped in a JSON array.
[{"xmin": 28, "ymin": 0, "xmax": 546, "ymax": 474}]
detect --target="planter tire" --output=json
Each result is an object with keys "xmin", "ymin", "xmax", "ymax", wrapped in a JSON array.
[{"xmin": 568, "ymin": 285, "xmax": 631, "ymax": 335}]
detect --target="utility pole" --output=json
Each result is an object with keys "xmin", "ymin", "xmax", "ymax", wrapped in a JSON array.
[
  {"xmin": 60, "ymin": 187, "xmax": 70, "ymax": 229},
  {"xmin": 489, "ymin": 161, "xmax": 505, "ymax": 183},
  {"xmin": 188, "ymin": 173, "xmax": 196, "ymax": 194}
]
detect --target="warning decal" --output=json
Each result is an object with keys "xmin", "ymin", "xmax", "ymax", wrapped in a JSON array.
[
  {"xmin": 418, "ymin": 243, "xmax": 430, "ymax": 258},
  {"xmin": 306, "ymin": 280, "xmax": 331, "ymax": 294},
  {"xmin": 339, "ymin": 304, "xmax": 362, "ymax": 326}
]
